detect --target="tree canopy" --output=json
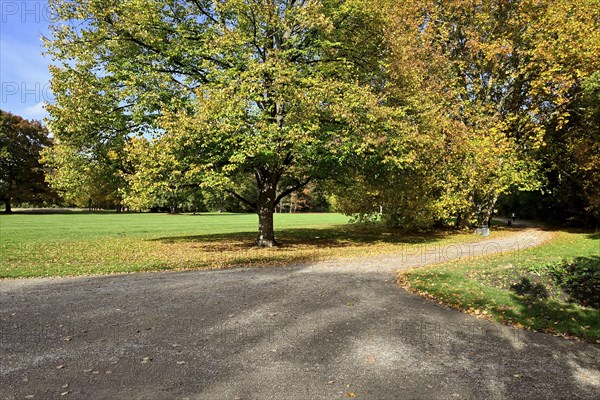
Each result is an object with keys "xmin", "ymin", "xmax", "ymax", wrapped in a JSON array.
[
  {"xmin": 0, "ymin": 111, "xmax": 55, "ymax": 213},
  {"xmin": 44, "ymin": 0, "xmax": 600, "ymax": 234},
  {"xmin": 330, "ymin": 0, "xmax": 599, "ymax": 228},
  {"xmin": 46, "ymin": 0, "xmax": 404, "ymax": 245}
]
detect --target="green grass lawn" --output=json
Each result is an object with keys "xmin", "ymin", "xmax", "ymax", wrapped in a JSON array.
[
  {"xmin": 399, "ymin": 230, "xmax": 600, "ymax": 342},
  {"xmin": 0, "ymin": 211, "xmax": 348, "ymax": 243},
  {"xmin": 0, "ymin": 211, "xmax": 484, "ymax": 279}
]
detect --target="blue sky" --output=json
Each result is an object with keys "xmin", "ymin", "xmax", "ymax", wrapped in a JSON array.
[{"xmin": 1, "ymin": 0, "xmax": 53, "ymax": 122}]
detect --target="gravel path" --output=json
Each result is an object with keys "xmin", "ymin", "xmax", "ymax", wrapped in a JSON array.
[{"xmin": 1, "ymin": 228, "xmax": 599, "ymax": 400}]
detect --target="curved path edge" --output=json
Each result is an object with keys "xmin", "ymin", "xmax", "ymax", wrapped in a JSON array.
[{"xmin": 2, "ymin": 228, "xmax": 599, "ymax": 400}]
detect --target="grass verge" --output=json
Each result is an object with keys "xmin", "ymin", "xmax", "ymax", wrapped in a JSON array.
[{"xmin": 398, "ymin": 230, "xmax": 600, "ymax": 342}]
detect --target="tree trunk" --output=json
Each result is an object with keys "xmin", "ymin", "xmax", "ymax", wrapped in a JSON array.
[
  {"xmin": 3, "ymin": 198, "xmax": 12, "ymax": 213},
  {"xmin": 455, "ymin": 214, "xmax": 472, "ymax": 228},
  {"xmin": 481, "ymin": 195, "xmax": 499, "ymax": 227},
  {"xmin": 257, "ymin": 202, "xmax": 276, "ymax": 247},
  {"xmin": 454, "ymin": 213, "xmax": 468, "ymax": 228},
  {"xmin": 256, "ymin": 170, "xmax": 278, "ymax": 247}
]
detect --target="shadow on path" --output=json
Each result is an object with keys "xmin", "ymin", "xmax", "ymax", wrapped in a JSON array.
[{"xmin": 0, "ymin": 229, "xmax": 598, "ymax": 399}]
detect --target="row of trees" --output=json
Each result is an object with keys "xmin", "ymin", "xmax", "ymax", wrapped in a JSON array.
[
  {"xmin": 0, "ymin": 109, "xmax": 328, "ymax": 214},
  {"xmin": 3, "ymin": 0, "xmax": 598, "ymax": 245},
  {"xmin": 333, "ymin": 0, "xmax": 600, "ymax": 228}
]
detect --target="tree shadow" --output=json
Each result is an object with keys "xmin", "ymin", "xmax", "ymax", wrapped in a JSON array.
[
  {"xmin": 505, "ymin": 295, "xmax": 600, "ymax": 342},
  {"xmin": 3, "ymin": 209, "xmax": 118, "ymax": 215},
  {"xmin": 510, "ymin": 277, "xmax": 549, "ymax": 300},
  {"xmin": 149, "ymin": 224, "xmax": 454, "ymax": 251},
  {"xmin": 439, "ymin": 279, "xmax": 600, "ymax": 342},
  {"xmin": 586, "ymin": 232, "xmax": 600, "ymax": 240},
  {"xmin": 4, "ymin": 267, "xmax": 598, "ymax": 399},
  {"xmin": 549, "ymin": 255, "xmax": 600, "ymax": 309},
  {"xmin": 496, "ymin": 256, "xmax": 600, "ymax": 340}
]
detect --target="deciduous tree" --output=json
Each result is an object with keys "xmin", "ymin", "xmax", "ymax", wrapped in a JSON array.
[
  {"xmin": 0, "ymin": 111, "xmax": 55, "ymax": 213},
  {"xmin": 46, "ymin": 0, "xmax": 397, "ymax": 246},
  {"xmin": 381, "ymin": 0, "xmax": 584, "ymax": 227}
]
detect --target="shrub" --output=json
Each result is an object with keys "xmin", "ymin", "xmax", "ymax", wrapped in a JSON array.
[{"xmin": 548, "ymin": 257, "xmax": 600, "ymax": 309}]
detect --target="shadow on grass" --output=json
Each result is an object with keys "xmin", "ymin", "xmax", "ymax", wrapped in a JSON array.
[
  {"xmin": 548, "ymin": 256, "xmax": 600, "ymax": 309},
  {"xmin": 150, "ymin": 224, "xmax": 455, "ymax": 251},
  {"xmin": 499, "ymin": 255, "xmax": 600, "ymax": 341},
  {"xmin": 503, "ymin": 293, "xmax": 600, "ymax": 342},
  {"xmin": 510, "ymin": 277, "xmax": 549, "ymax": 300},
  {"xmin": 3, "ymin": 209, "xmax": 119, "ymax": 215},
  {"xmin": 587, "ymin": 232, "xmax": 600, "ymax": 240},
  {"xmin": 445, "ymin": 280, "xmax": 599, "ymax": 342},
  {"xmin": 490, "ymin": 256, "xmax": 599, "ymax": 339},
  {"xmin": 399, "ymin": 257, "xmax": 600, "ymax": 343}
]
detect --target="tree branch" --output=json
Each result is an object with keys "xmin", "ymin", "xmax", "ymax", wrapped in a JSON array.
[
  {"xmin": 104, "ymin": 16, "xmax": 210, "ymax": 83},
  {"xmin": 188, "ymin": 0, "xmax": 218, "ymax": 24},
  {"xmin": 225, "ymin": 189, "xmax": 257, "ymax": 210},
  {"xmin": 275, "ymin": 177, "xmax": 311, "ymax": 206}
]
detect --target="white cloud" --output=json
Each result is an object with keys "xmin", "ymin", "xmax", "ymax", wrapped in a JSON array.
[{"xmin": 22, "ymin": 101, "xmax": 48, "ymax": 121}]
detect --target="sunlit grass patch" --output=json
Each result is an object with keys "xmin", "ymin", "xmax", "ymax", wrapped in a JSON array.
[{"xmin": 399, "ymin": 230, "xmax": 600, "ymax": 342}]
